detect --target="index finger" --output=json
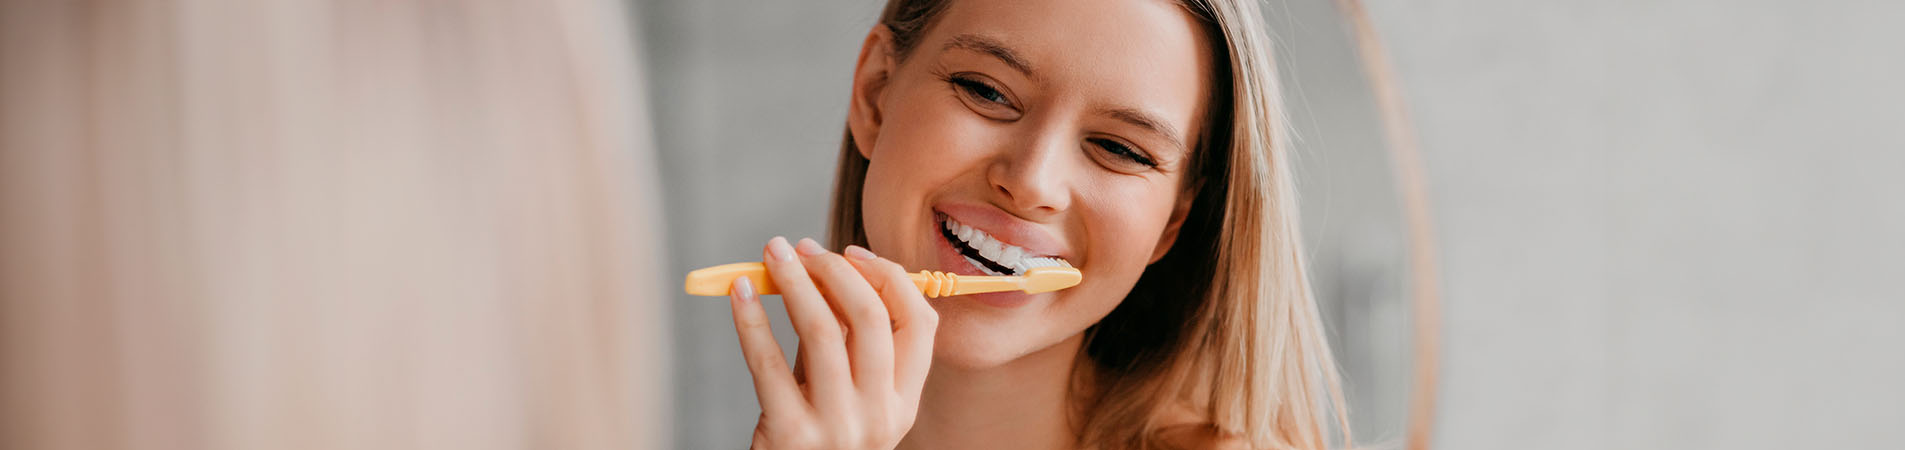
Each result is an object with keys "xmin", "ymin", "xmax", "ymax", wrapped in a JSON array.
[{"xmin": 842, "ymin": 245, "xmax": 937, "ymax": 397}]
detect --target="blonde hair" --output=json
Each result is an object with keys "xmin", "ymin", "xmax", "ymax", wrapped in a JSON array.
[{"xmin": 827, "ymin": 0, "xmax": 1349, "ymax": 448}]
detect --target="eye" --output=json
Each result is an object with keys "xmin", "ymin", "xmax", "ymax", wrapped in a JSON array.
[
  {"xmin": 1089, "ymin": 138, "xmax": 1158, "ymax": 169},
  {"xmin": 944, "ymin": 73, "xmax": 1022, "ymax": 121},
  {"xmin": 951, "ymin": 75, "xmax": 1011, "ymax": 106}
]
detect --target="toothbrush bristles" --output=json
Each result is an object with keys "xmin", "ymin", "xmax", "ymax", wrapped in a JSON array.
[{"xmin": 1011, "ymin": 256, "xmax": 1072, "ymax": 276}]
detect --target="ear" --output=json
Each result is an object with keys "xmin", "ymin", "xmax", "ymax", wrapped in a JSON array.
[
  {"xmin": 1148, "ymin": 182, "xmax": 1201, "ymax": 265},
  {"xmin": 847, "ymin": 25, "xmax": 898, "ymax": 159}
]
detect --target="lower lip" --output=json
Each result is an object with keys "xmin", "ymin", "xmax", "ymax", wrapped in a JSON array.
[{"xmin": 931, "ymin": 214, "xmax": 1037, "ymax": 308}]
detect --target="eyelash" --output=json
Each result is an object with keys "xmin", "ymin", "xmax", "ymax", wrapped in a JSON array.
[
  {"xmin": 1091, "ymin": 138, "xmax": 1158, "ymax": 167},
  {"xmin": 950, "ymin": 75, "xmax": 1010, "ymax": 106}
]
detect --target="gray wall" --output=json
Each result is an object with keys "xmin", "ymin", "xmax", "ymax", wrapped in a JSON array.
[
  {"xmin": 635, "ymin": 2, "xmax": 865, "ymax": 449},
  {"xmin": 1360, "ymin": 0, "xmax": 1905, "ymax": 449}
]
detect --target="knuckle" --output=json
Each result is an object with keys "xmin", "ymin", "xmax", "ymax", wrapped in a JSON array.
[
  {"xmin": 790, "ymin": 305, "xmax": 844, "ymax": 332},
  {"xmin": 812, "ymin": 256, "xmax": 876, "ymax": 293},
  {"xmin": 917, "ymin": 309, "xmax": 941, "ymax": 329},
  {"xmin": 877, "ymin": 257, "xmax": 908, "ymax": 274},
  {"xmin": 799, "ymin": 322, "xmax": 845, "ymax": 346},
  {"xmin": 737, "ymin": 313, "xmax": 773, "ymax": 332},
  {"xmin": 849, "ymin": 301, "xmax": 889, "ymax": 323},
  {"xmin": 764, "ymin": 261, "xmax": 812, "ymax": 289},
  {"xmin": 885, "ymin": 273, "xmax": 919, "ymax": 295},
  {"xmin": 897, "ymin": 413, "xmax": 917, "ymax": 434},
  {"xmin": 764, "ymin": 248, "xmax": 803, "ymax": 270},
  {"xmin": 811, "ymin": 253, "xmax": 855, "ymax": 276},
  {"xmin": 882, "ymin": 398, "xmax": 908, "ymax": 422},
  {"xmin": 750, "ymin": 352, "xmax": 789, "ymax": 374}
]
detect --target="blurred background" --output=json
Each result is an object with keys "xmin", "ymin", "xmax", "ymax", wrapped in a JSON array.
[{"xmin": 3, "ymin": 1, "xmax": 1901, "ymax": 449}]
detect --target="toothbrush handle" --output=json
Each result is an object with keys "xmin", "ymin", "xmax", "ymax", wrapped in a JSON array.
[
  {"xmin": 913, "ymin": 271, "xmax": 1023, "ymax": 297},
  {"xmin": 684, "ymin": 262, "xmax": 1028, "ymax": 297},
  {"xmin": 684, "ymin": 262, "xmax": 781, "ymax": 296}
]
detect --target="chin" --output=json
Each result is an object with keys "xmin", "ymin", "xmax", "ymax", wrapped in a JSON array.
[{"xmin": 926, "ymin": 315, "xmax": 1048, "ymax": 370}]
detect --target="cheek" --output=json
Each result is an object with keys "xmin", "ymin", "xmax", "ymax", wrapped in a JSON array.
[
  {"xmin": 872, "ymin": 92, "xmax": 1003, "ymax": 172},
  {"xmin": 857, "ymin": 92, "xmax": 997, "ymax": 264},
  {"xmin": 1078, "ymin": 184, "xmax": 1178, "ymax": 284},
  {"xmin": 1038, "ymin": 186, "xmax": 1178, "ymax": 347}
]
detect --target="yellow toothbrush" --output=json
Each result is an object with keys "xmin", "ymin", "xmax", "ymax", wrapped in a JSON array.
[{"xmin": 684, "ymin": 262, "xmax": 1081, "ymax": 298}]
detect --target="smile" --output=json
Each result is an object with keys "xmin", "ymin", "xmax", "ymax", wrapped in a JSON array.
[{"xmin": 938, "ymin": 215, "xmax": 1071, "ymax": 276}]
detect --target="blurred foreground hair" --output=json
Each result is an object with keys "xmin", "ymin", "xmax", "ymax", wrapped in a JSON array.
[{"xmin": 0, "ymin": 1, "xmax": 668, "ymax": 449}]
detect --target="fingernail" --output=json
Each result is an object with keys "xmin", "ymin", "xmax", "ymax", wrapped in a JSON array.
[
  {"xmin": 767, "ymin": 236, "xmax": 794, "ymax": 261},
  {"xmin": 844, "ymin": 245, "xmax": 875, "ymax": 261},
  {"xmin": 730, "ymin": 276, "xmax": 755, "ymax": 303},
  {"xmin": 795, "ymin": 237, "xmax": 827, "ymax": 256}
]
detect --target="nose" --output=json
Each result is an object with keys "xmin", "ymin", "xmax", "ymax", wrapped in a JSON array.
[{"xmin": 986, "ymin": 128, "xmax": 1073, "ymax": 218}]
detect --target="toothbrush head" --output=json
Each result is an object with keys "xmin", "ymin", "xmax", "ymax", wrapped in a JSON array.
[
  {"xmin": 1011, "ymin": 256, "xmax": 1071, "ymax": 275},
  {"xmin": 1020, "ymin": 266, "xmax": 1082, "ymax": 294}
]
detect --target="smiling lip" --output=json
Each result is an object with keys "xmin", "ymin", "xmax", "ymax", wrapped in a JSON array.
[
  {"xmin": 931, "ymin": 225, "xmax": 1032, "ymax": 308},
  {"xmin": 927, "ymin": 203, "xmax": 1073, "ymax": 308},
  {"xmin": 931, "ymin": 203, "xmax": 1070, "ymax": 260}
]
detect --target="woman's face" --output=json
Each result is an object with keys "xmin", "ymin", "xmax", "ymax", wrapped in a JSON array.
[{"xmin": 850, "ymin": 0, "xmax": 1215, "ymax": 369}]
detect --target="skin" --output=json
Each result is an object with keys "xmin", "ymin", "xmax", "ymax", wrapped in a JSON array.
[{"xmin": 726, "ymin": 0, "xmax": 1216, "ymax": 448}]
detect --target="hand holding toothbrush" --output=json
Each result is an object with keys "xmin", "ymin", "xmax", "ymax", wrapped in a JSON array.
[{"xmin": 724, "ymin": 237, "xmax": 937, "ymax": 450}]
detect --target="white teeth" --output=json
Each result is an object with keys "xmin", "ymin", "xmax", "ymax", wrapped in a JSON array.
[
  {"xmin": 941, "ymin": 216, "xmax": 1071, "ymax": 275},
  {"xmin": 964, "ymin": 256, "xmax": 1008, "ymax": 276},
  {"xmin": 1000, "ymin": 246, "xmax": 1023, "ymax": 263}
]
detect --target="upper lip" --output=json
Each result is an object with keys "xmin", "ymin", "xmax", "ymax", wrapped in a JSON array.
[{"xmin": 934, "ymin": 202, "xmax": 1071, "ymax": 261}]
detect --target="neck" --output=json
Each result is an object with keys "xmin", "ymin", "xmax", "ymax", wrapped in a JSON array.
[{"xmin": 898, "ymin": 333, "xmax": 1093, "ymax": 450}]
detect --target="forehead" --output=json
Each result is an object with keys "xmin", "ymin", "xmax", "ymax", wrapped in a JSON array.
[{"xmin": 919, "ymin": 0, "xmax": 1216, "ymax": 139}]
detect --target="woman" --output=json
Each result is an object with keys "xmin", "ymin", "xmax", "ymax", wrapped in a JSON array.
[{"xmin": 724, "ymin": 0, "xmax": 1348, "ymax": 448}]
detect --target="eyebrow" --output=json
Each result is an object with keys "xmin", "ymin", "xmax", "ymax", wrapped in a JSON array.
[
  {"xmin": 1105, "ymin": 107, "xmax": 1188, "ymax": 155},
  {"xmin": 942, "ymin": 34, "xmax": 1035, "ymax": 78},
  {"xmin": 943, "ymin": 33, "xmax": 1188, "ymax": 156}
]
